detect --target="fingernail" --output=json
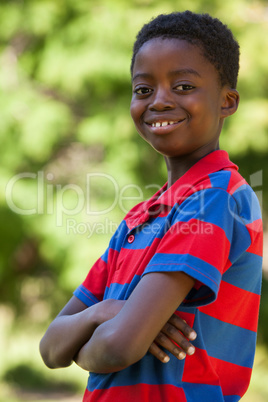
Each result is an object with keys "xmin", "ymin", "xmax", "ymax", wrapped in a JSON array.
[
  {"xmin": 179, "ymin": 352, "xmax": 186, "ymax": 359},
  {"xmin": 189, "ymin": 332, "xmax": 197, "ymax": 341},
  {"xmin": 188, "ymin": 346, "xmax": 195, "ymax": 355},
  {"xmin": 163, "ymin": 356, "xmax": 170, "ymax": 363}
]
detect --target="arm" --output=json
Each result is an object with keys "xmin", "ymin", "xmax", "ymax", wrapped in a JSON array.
[
  {"xmin": 40, "ymin": 291, "xmax": 196, "ymax": 369},
  {"xmin": 39, "ymin": 296, "xmax": 125, "ymax": 368},
  {"xmin": 75, "ymin": 271, "xmax": 195, "ymax": 373}
]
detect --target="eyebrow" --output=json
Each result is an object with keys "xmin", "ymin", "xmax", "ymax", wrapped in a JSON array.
[
  {"xmin": 169, "ymin": 68, "xmax": 201, "ymax": 78},
  {"xmin": 132, "ymin": 68, "xmax": 201, "ymax": 82}
]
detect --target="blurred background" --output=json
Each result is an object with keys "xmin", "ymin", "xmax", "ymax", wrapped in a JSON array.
[{"xmin": 0, "ymin": 0, "xmax": 267, "ymax": 401}]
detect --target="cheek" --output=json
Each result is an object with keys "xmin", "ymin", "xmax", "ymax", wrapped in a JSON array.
[
  {"xmin": 185, "ymin": 93, "xmax": 205, "ymax": 112},
  {"xmin": 130, "ymin": 101, "xmax": 141, "ymax": 126},
  {"xmin": 189, "ymin": 94, "xmax": 219, "ymax": 124},
  {"xmin": 130, "ymin": 101, "xmax": 136, "ymax": 120}
]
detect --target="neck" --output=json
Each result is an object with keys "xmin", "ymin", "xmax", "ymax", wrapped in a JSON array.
[
  {"xmin": 165, "ymin": 146, "xmax": 219, "ymax": 187},
  {"xmin": 165, "ymin": 156, "xmax": 196, "ymax": 187}
]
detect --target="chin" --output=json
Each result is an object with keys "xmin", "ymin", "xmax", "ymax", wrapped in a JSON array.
[
  {"xmin": 150, "ymin": 145, "xmax": 184, "ymax": 157},
  {"xmin": 153, "ymin": 149, "xmax": 181, "ymax": 158}
]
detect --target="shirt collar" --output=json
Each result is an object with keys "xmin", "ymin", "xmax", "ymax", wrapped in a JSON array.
[{"xmin": 125, "ymin": 150, "xmax": 238, "ymax": 230}]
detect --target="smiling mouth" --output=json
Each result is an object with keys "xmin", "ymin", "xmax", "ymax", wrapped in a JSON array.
[{"xmin": 146, "ymin": 119, "xmax": 185, "ymax": 133}]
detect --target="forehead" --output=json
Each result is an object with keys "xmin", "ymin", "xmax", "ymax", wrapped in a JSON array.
[{"xmin": 132, "ymin": 37, "xmax": 219, "ymax": 82}]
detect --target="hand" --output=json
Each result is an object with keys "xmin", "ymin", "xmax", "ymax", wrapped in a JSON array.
[{"xmin": 148, "ymin": 313, "xmax": 197, "ymax": 363}]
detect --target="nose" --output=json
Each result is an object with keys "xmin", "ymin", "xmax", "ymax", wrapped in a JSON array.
[{"xmin": 149, "ymin": 87, "xmax": 175, "ymax": 111}]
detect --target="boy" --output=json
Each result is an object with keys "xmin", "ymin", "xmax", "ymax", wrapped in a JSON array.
[{"xmin": 40, "ymin": 11, "xmax": 263, "ymax": 401}]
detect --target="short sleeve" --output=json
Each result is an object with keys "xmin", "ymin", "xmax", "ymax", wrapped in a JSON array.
[
  {"xmin": 73, "ymin": 220, "xmax": 128, "ymax": 307},
  {"xmin": 142, "ymin": 188, "xmax": 253, "ymax": 307},
  {"xmin": 73, "ymin": 254, "xmax": 108, "ymax": 307}
]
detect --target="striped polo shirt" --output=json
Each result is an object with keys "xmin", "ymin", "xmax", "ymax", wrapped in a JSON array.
[{"xmin": 74, "ymin": 150, "xmax": 263, "ymax": 402}]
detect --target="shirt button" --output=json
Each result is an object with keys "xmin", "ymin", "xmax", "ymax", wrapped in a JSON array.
[{"xmin": 128, "ymin": 234, "xmax": 135, "ymax": 244}]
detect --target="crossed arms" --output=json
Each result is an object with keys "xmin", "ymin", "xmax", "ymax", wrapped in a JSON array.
[{"xmin": 40, "ymin": 271, "xmax": 196, "ymax": 373}]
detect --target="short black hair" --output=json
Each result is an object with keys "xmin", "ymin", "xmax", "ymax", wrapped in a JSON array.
[{"xmin": 131, "ymin": 11, "xmax": 240, "ymax": 88}]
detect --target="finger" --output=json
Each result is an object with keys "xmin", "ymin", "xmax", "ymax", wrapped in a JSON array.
[
  {"xmin": 148, "ymin": 342, "xmax": 170, "ymax": 363},
  {"xmin": 162, "ymin": 322, "xmax": 195, "ymax": 356},
  {"xmin": 154, "ymin": 332, "xmax": 186, "ymax": 360},
  {"xmin": 168, "ymin": 314, "xmax": 197, "ymax": 341}
]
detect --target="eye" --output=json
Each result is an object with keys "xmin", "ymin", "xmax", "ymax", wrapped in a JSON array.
[
  {"xmin": 175, "ymin": 84, "xmax": 195, "ymax": 91},
  {"xmin": 134, "ymin": 87, "xmax": 153, "ymax": 95}
]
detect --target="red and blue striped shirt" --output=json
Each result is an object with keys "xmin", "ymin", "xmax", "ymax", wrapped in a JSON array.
[{"xmin": 74, "ymin": 150, "xmax": 263, "ymax": 401}]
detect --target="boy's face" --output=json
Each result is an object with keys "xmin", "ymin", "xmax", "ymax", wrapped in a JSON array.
[{"xmin": 130, "ymin": 38, "xmax": 238, "ymax": 159}]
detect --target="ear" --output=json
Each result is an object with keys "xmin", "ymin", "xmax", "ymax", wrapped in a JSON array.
[{"xmin": 220, "ymin": 88, "xmax": 240, "ymax": 118}]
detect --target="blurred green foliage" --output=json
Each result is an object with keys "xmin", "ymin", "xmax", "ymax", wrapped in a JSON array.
[
  {"xmin": 0, "ymin": 0, "xmax": 267, "ymax": 336},
  {"xmin": 3, "ymin": 363, "xmax": 78, "ymax": 392}
]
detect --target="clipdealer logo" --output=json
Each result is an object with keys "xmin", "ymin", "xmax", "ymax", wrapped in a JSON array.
[
  {"xmin": 5, "ymin": 170, "xmax": 263, "ymax": 236},
  {"xmin": 5, "ymin": 171, "xmax": 160, "ymax": 228}
]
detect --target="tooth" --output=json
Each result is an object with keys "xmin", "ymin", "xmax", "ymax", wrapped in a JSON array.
[{"xmin": 151, "ymin": 121, "xmax": 179, "ymax": 127}]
